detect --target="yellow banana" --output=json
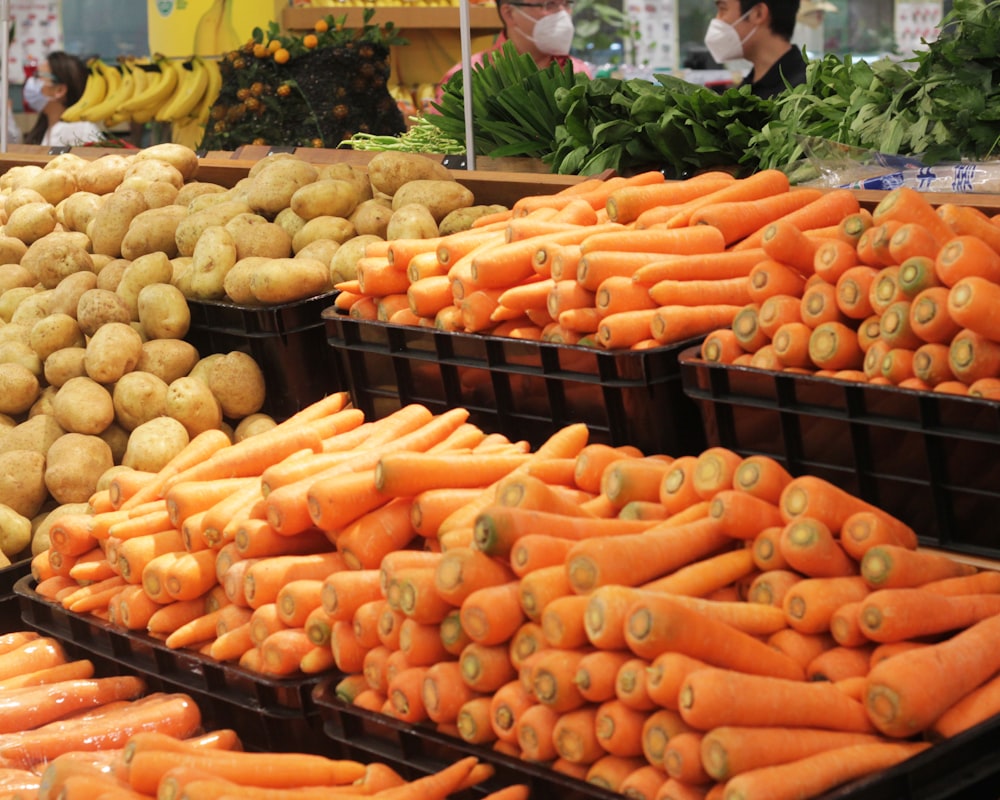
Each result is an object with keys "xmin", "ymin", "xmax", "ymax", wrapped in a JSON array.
[
  {"xmin": 81, "ymin": 58, "xmax": 134, "ymax": 123},
  {"xmin": 171, "ymin": 116, "xmax": 206, "ymax": 151},
  {"xmin": 60, "ymin": 62, "xmax": 106, "ymax": 123},
  {"xmin": 122, "ymin": 56, "xmax": 179, "ymax": 121},
  {"xmin": 94, "ymin": 59, "xmax": 122, "ymax": 101},
  {"xmin": 194, "ymin": 57, "xmax": 223, "ymax": 127},
  {"xmin": 156, "ymin": 56, "xmax": 209, "ymax": 123},
  {"xmin": 193, "ymin": 0, "xmax": 241, "ymax": 57}
]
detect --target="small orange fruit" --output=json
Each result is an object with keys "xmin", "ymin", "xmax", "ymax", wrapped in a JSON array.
[
  {"xmin": 303, "ymin": 34, "xmax": 318, "ymax": 49},
  {"xmin": 314, "ymin": 19, "xmax": 329, "ymax": 33},
  {"xmin": 273, "ymin": 47, "xmax": 290, "ymax": 64},
  {"xmin": 252, "ymin": 43, "xmax": 269, "ymax": 59},
  {"xmin": 267, "ymin": 39, "xmax": 282, "ymax": 53}
]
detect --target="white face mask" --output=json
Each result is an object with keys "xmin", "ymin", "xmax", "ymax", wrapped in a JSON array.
[
  {"xmin": 22, "ymin": 75, "xmax": 50, "ymax": 113},
  {"xmin": 704, "ymin": 9, "xmax": 758, "ymax": 63},
  {"xmin": 513, "ymin": 7, "xmax": 575, "ymax": 56}
]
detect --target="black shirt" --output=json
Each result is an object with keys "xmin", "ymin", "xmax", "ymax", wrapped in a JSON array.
[{"xmin": 740, "ymin": 46, "xmax": 808, "ymax": 98}]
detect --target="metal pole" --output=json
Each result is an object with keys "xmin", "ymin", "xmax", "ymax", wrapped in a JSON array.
[
  {"xmin": 458, "ymin": 0, "xmax": 475, "ymax": 171},
  {"xmin": 0, "ymin": 0, "xmax": 10, "ymax": 152}
]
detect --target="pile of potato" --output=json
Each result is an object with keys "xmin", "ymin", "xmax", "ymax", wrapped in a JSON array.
[{"xmin": 0, "ymin": 143, "xmax": 503, "ymax": 566}]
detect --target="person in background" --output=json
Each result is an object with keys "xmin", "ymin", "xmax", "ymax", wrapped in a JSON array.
[
  {"xmin": 23, "ymin": 51, "xmax": 103, "ymax": 147},
  {"xmin": 435, "ymin": 0, "xmax": 593, "ymax": 103},
  {"xmin": 704, "ymin": 0, "xmax": 807, "ymax": 98},
  {"xmin": 792, "ymin": 0, "xmax": 837, "ymax": 56}
]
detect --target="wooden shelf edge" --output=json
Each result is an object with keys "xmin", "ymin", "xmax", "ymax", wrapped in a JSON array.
[{"xmin": 283, "ymin": 5, "xmax": 501, "ymax": 31}]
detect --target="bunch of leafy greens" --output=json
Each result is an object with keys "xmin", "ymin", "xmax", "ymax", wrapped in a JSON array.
[
  {"xmin": 425, "ymin": 42, "xmax": 585, "ymax": 158},
  {"xmin": 751, "ymin": 0, "xmax": 1000, "ymax": 170},
  {"xmin": 548, "ymin": 75, "xmax": 773, "ymax": 176}
]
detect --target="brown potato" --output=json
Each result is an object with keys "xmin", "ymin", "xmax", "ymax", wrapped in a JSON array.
[
  {"xmin": 95, "ymin": 258, "xmax": 131, "ymax": 293},
  {"xmin": 233, "ymin": 412, "xmax": 277, "ymax": 441},
  {"xmin": 207, "ymin": 351, "xmax": 266, "ymax": 418},
  {"xmin": 88, "ymin": 187, "xmax": 149, "ymax": 258},
  {"xmin": 28, "ymin": 385, "xmax": 57, "ymax": 418},
  {"xmin": 132, "ymin": 143, "xmax": 200, "ymax": 182},
  {"xmin": 349, "ymin": 198, "xmax": 394, "ymax": 238},
  {"xmin": 386, "ymin": 203, "xmax": 439, "ymax": 240},
  {"xmin": 290, "ymin": 179, "xmax": 362, "ymax": 221},
  {"xmin": 137, "ymin": 283, "xmax": 190, "ymax": 340},
  {"xmin": 5, "ymin": 187, "xmax": 48, "ymax": 218},
  {"xmin": 165, "ymin": 375, "xmax": 223, "ymax": 437},
  {"xmin": 294, "ymin": 239, "xmax": 339, "ymax": 269},
  {"xmin": 247, "ymin": 158, "xmax": 319, "ymax": 216},
  {"xmin": 329, "ymin": 234, "xmax": 383, "ymax": 285},
  {"xmin": 112, "ymin": 371, "xmax": 169, "ymax": 431},
  {"xmin": 10, "ymin": 289, "xmax": 53, "ymax": 329},
  {"xmin": 0, "ymin": 504, "xmax": 32, "ymax": 559},
  {"xmin": 99, "ymin": 422, "xmax": 130, "ymax": 464},
  {"xmin": 123, "ymin": 158, "xmax": 185, "ymax": 190},
  {"xmin": 0, "ymin": 264, "xmax": 37, "ymax": 293},
  {"xmin": 291, "ymin": 216, "xmax": 356, "ymax": 254},
  {"xmin": 76, "ymin": 288, "xmax": 132, "ymax": 336},
  {"xmin": 20, "ymin": 232, "xmax": 95, "ymax": 290},
  {"xmin": 135, "ymin": 339, "xmax": 200, "ymax": 385},
  {"xmin": 120, "ymin": 204, "xmax": 188, "ymax": 260},
  {"xmin": 52, "ymin": 375, "xmax": 115, "ymax": 434},
  {"xmin": 76, "ymin": 153, "xmax": 130, "ymax": 194},
  {"xmin": 222, "ymin": 257, "xmax": 268, "ymax": 305},
  {"xmin": 58, "ymin": 191, "xmax": 103, "ymax": 235},
  {"xmin": 43, "ymin": 346, "xmax": 87, "ymax": 387},
  {"xmin": 24, "ymin": 168, "xmax": 78, "ymax": 206},
  {"xmin": 0, "ymin": 236, "xmax": 28, "ymax": 265},
  {"xmin": 0, "ymin": 362, "xmax": 39, "ymax": 415},
  {"xmin": 0, "ymin": 414, "xmax": 64, "ymax": 456},
  {"xmin": 366, "ymin": 151, "xmax": 454, "ymax": 196},
  {"xmin": 391, "ymin": 180, "xmax": 475, "ymax": 222},
  {"xmin": 273, "ymin": 207, "xmax": 306, "ymax": 241},
  {"xmin": 184, "ymin": 225, "xmax": 237, "ymax": 300},
  {"xmin": 439, "ymin": 204, "xmax": 509, "ymax": 235},
  {"xmin": 249, "ymin": 257, "xmax": 331, "ymax": 304},
  {"xmin": 116, "ymin": 251, "xmax": 174, "ymax": 320},
  {"xmin": 48, "ymin": 270, "xmax": 98, "ymax": 318},
  {"xmin": 83, "ymin": 321, "xmax": 143, "ymax": 385},
  {"xmin": 0, "ymin": 339, "xmax": 42, "ymax": 377},
  {"xmin": 0, "ymin": 287, "xmax": 40, "ymax": 323},
  {"xmin": 44, "ymin": 432, "xmax": 114, "ymax": 505},
  {"xmin": 175, "ymin": 181, "xmax": 227, "ymax": 207},
  {"xmin": 318, "ymin": 163, "xmax": 374, "ymax": 201},
  {"xmin": 122, "ymin": 416, "xmax": 190, "ymax": 473},
  {"xmin": 4, "ymin": 201, "xmax": 58, "ymax": 244},
  {"xmin": 174, "ymin": 199, "xmax": 252, "ymax": 258},
  {"xmin": 225, "ymin": 213, "xmax": 293, "ymax": 260},
  {"xmin": 0, "ymin": 450, "xmax": 47, "ymax": 518},
  {"xmin": 29, "ymin": 313, "xmax": 85, "ymax": 360}
]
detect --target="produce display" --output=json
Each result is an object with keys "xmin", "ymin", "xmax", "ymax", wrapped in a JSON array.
[
  {"xmin": 0, "ymin": 630, "xmax": 511, "ymax": 799},
  {"xmin": 21, "ymin": 383, "xmax": 1000, "ymax": 800}
]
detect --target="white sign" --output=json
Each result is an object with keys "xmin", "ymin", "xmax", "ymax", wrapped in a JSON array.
[
  {"xmin": 625, "ymin": 0, "xmax": 679, "ymax": 73},
  {"xmin": 894, "ymin": 1, "xmax": 941, "ymax": 56},
  {"xmin": 6, "ymin": 0, "xmax": 60, "ymax": 84}
]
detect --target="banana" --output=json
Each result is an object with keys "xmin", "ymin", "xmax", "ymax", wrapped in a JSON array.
[
  {"xmin": 193, "ymin": 0, "xmax": 241, "ymax": 57},
  {"xmin": 194, "ymin": 57, "xmax": 223, "ymax": 127},
  {"xmin": 80, "ymin": 58, "xmax": 134, "ymax": 123},
  {"xmin": 156, "ymin": 56, "xmax": 209, "ymax": 123},
  {"xmin": 171, "ymin": 116, "xmax": 207, "ymax": 151},
  {"xmin": 122, "ymin": 56, "xmax": 179, "ymax": 122},
  {"xmin": 94, "ymin": 59, "xmax": 122, "ymax": 102},
  {"xmin": 60, "ymin": 61, "xmax": 106, "ymax": 123}
]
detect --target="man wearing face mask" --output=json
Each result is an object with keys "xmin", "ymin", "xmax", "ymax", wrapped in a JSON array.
[
  {"xmin": 435, "ymin": 0, "xmax": 593, "ymax": 105},
  {"xmin": 705, "ymin": 0, "xmax": 807, "ymax": 99}
]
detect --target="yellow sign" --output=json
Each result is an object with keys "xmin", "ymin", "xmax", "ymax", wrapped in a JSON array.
[{"xmin": 148, "ymin": 0, "xmax": 284, "ymax": 58}]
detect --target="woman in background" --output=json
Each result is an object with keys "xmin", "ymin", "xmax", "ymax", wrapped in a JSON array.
[{"xmin": 23, "ymin": 51, "xmax": 103, "ymax": 147}]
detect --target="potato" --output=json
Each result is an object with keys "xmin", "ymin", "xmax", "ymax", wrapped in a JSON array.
[
  {"xmin": 48, "ymin": 270, "xmax": 98, "ymax": 318},
  {"xmin": 133, "ymin": 143, "xmax": 200, "ymax": 182},
  {"xmin": 10, "ymin": 289, "xmax": 53, "ymax": 329},
  {"xmin": 20, "ymin": 233, "xmax": 95, "ymax": 290},
  {"xmin": 95, "ymin": 258, "xmax": 130, "ymax": 293},
  {"xmin": 0, "ymin": 340, "xmax": 41, "ymax": 378},
  {"xmin": 176, "ymin": 181, "xmax": 227, "ymax": 207},
  {"xmin": 247, "ymin": 151, "xmax": 300, "ymax": 179},
  {"xmin": 386, "ymin": 203, "xmax": 439, "ymax": 240},
  {"xmin": 249, "ymin": 257, "xmax": 331, "ymax": 304},
  {"xmin": 0, "ymin": 164, "xmax": 43, "ymax": 192},
  {"xmin": 52, "ymin": 375, "xmax": 115, "ymax": 434},
  {"xmin": 0, "ymin": 414, "xmax": 64, "ymax": 456},
  {"xmin": 0, "ymin": 236, "xmax": 28, "ymax": 265},
  {"xmin": 188, "ymin": 353, "xmax": 223, "ymax": 386},
  {"xmin": 76, "ymin": 288, "xmax": 132, "ymax": 336},
  {"xmin": 84, "ymin": 322, "xmax": 143, "ymax": 384},
  {"xmin": 294, "ymin": 239, "xmax": 339, "ymax": 269},
  {"xmin": 112, "ymin": 371, "xmax": 168, "ymax": 431},
  {"xmin": 131, "ymin": 178, "xmax": 181, "ymax": 210},
  {"xmin": 208, "ymin": 351, "xmax": 266, "ymax": 418},
  {"xmin": 45, "ymin": 432, "xmax": 114, "ymax": 505},
  {"xmin": 174, "ymin": 199, "xmax": 251, "ymax": 258},
  {"xmin": 319, "ymin": 163, "xmax": 374, "ymax": 200},
  {"xmin": 122, "ymin": 416, "xmax": 190, "ymax": 473},
  {"xmin": 28, "ymin": 314, "xmax": 83, "ymax": 362},
  {"xmin": 291, "ymin": 216, "xmax": 356, "ymax": 254},
  {"xmin": 134, "ymin": 339, "xmax": 199, "ymax": 385},
  {"xmin": 391, "ymin": 180, "xmax": 475, "ymax": 222},
  {"xmin": 329, "ymin": 234, "xmax": 383, "ymax": 285},
  {"xmin": 28, "ymin": 385, "xmax": 57, "ymax": 418},
  {"xmin": 222, "ymin": 257, "xmax": 268, "ymax": 305},
  {"xmin": 0, "ymin": 503, "xmax": 33, "ymax": 559},
  {"xmin": 233, "ymin": 412, "xmax": 277, "ymax": 441},
  {"xmin": 76, "ymin": 153, "xmax": 130, "ymax": 194},
  {"xmin": 0, "ymin": 362, "xmax": 39, "ymax": 415},
  {"xmin": 225, "ymin": 213, "xmax": 293, "ymax": 260},
  {"xmin": 138, "ymin": 283, "xmax": 190, "ymax": 340},
  {"xmin": 123, "ymin": 158, "xmax": 185, "ymax": 190},
  {"xmin": 89, "ymin": 187, "xmax": 149, "ymax": 258},
  {"xmin": 349, "ymin": 198, "xmax": 394, "ymax": 238},
  {"xmin": 165, "ymin": 375, "xmax": 223, "ymax": 437},
  {"xmin": 25, "ymin": 168, "xmax": 78, "ymax": 206},
  {"xmin": 120, "ymin": 204, "xmax": 188, "ymax": 260},
  {"xmin": 273, "ymin": 207, "xmax": 306, "ymax": 241},
  {"xmin": 4, "ymin": 201, "xmax": 58, "ymax": 244},
  {"xmin": 116, "ymin": 251, "xmax": 174, "ymax": 320},
  {"xmin": 367, "ymin": 152, "xmax": 454, "ymax": 196},
  {"xmin": 43, "ymin": 346, "xmax": 87, "ymax": 387},
  {"xmin": 0, "ymin": 450, "xmax": 46, "ymax": 518},
  {"xmin": 439, "ymin": 204, "xmax": 508, "ymax": 235},
  {"xmin": 0, "ymin": 322, "xmax": 30, "ymax": 347},
  {"xmin": 0, "ymin": 264, "xmax": 36, "ymax": 293},
  {"xmin": 247, "ymin": 158, "xmax": 319, "ymax": 217},
  {"xmin": 58, "ymin": 191, "xmax": 104, "ymax": 235},
  {"xmin": 290, "ymin": 179, "xmax": 362, "ymax": 221},
  {"xmin": 5, "ymin": 187, "xmax": 48, "ymax": 218},
  {"xmin": 185, "ymin": 225, "xmax": 237, "ymax": 300}
]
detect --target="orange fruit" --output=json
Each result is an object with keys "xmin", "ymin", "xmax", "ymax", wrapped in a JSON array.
[
  {"xmin": 252, "ymin": 43, "xmax": 269, "ymax": 59},
  {"xmin": 273, "ymin": 47, "xmax": 290, "ymax": 65},
  {"xmin": 267, "ymin": 39, "xmax": 282, "ymax": 53},
  {"xmin": 314, "ymin": 19, "xmax": 329, "ymax": 33},
  {"xmin": 303, "ymin": 34, "xmax": 318, "ymax": 49}
]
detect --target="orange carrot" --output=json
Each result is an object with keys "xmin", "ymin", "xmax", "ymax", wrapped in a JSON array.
[
  {"xmin": 489, "ymin": 679, "xmax": 535, "ymax": 744},
  {"xmin": 689, "ymin": 189, "xmax": 825, "ymax": 247},
  {"xmin": 649, "ymin": 304, "xmax": 744, "ymax": 346},
  {"xmin": 460, "ymin": 580, "xmax": 524, "ymax": 646},
  {"xmin": 747, "ymin": 258, "xmax": 808, "ymax": 304},
  {"xmin": 949, "ymin": 327, "xmax": 1000, "ymax": 384},
  {"xmin": 782, "ymin": 575, "xmax": 871, "ymax": 635},
  {"xmin": 747, "ymin": 569, "xmax": 802, "ymax": 608},
  {"xmin": 605, "ymin": 172, "xmax": 737, "ymax": 224},
  {"xmin": 732, "ymin": 188, "xmax": 862, "ymax": 252},
  {"xmin": 460, "ymin": 642, "xmax": 518, "ymax": 693},
  {"xmin": 779, "ymin": 517, "xmax": 857, "ymax": 578},
  {"xmin": 760, "ymin": 220, "xmax": 824, "ymax": 275},
  {"xmin": 515, "ymin": 702, "xmax": 561, "ymax": 762},
  {"xmin": 615, "ymin": 656, "xmax": 656, "ymax": 711},
  {"xmin": 633, "ymin": 249, "xmax": 771, "ymax": 286},
  {"xmin": 858, "ymin": 586, "xmax": 1000, "ymax": 643},
  {"xmin": 812, "ymin": 238, "xmax": 861, "ymax": 284},
  {"xmin": 860, "ymin": 544, "xmax": 976, "ymax": 589}
]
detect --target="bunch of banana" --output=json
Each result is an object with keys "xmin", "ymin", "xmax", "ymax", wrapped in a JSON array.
[
  {"xmin": 170, "ymin": 57, "xmax": 223, "ymax": 150},
  {"xmin": 79, "ymin": 57, "xmax": 135, "ymax": 125},
  {"xmin": 120, "ymin": 55, "xmax": 180, "ymax": 125},
  {"xmin": 156, "ymin": 56, "xmax": 210, "ymax": 124},
  {"xmin": 60, "ymin": 59, "xmax": 108, "ymax": 123}
]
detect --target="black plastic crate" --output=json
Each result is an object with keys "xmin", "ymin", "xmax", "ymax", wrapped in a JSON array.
[
  {"xmin": 14, "ymin": 575, "xmax": 329, "ymax": 753},
  {"xmin": 185, "ymin": 292, "xmax": 343, "ymax": 421},
  {"xmin": 679, "ymin": 347, "xmax": 1000, "ymax": 558},
  {"xmin": 322, "ymin": 309, "xmax": 707, "ymax": 457},
  {"xmin": 311, "ymin": 677, "xmax": 621, "ymax": 800},
  {"xmin": 0, "ymin": 559, "xmax": 30, "ymax": 633}
]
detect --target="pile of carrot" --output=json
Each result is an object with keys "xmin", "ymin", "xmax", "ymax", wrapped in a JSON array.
[
  {"xmin": 0, "ymin": 629, "xmax": 516, "ymax": 800},
  {"xmin": 331, "ymin": 169, "xmax": 867, "ymax": 351},
  {"xmin": 28, "ymin": 386, "xmax": 1000, "ymax": 800},
  {"xmin": 694, "ymin": 186, "xmax": 1000, "ymax": 398}
]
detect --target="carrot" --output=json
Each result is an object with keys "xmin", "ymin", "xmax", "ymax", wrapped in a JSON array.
[
  {"xmin": 811, "ymin": 238, "xmax": 860, "ymax": 285},
  {"xmin": 615, "ymin": 656, "xmax": 656, "ymax": 711},
  {"xmin": 497, "ymin": 472, "xmax": 594, "ymax": 517},
  {"xmin": 760, "ymin": 220, "xmax": 824, "ymax": 275},
  {"xmin": 586, "ymin": 755, "xmax": 648, "ymax": 793},
  {"xmin": 661, "ymin": 730, "xmax": 710, "ymax": 784},
  {"xmin": 657, "ymin": 170, "xmax": 791, "ymax": 230},
  {"xmin": 460, "ymin": 642, "xmax": 517, "ymax": 693},
  {"xmin": 930, "ymin": 669, "xmax": 1000, "ymax": 739},
  {"xmin": 617, "ymin": 764, "xmax": 669, "ymax": 799},
  {"xmin": 732, "ymin": 188, "xmax": 862, "ymax": 252},
  {"xmin": 969, "ymin": 376, "xmax": 1000, "ymax": 399},
  {"xmin": 374, "ymin": 451, "xmax": 530, "ymax": 498},
  {"xmin": 570, "ymin": 649, "xmax": 632, "ymax": 705},
  {"xmin": 679, "ymin": 665, "xmax": 874, "ymax": 734},
  {"xmin": 907, "ymin": 285, "xmax": 960, "ymax": 345},
  {"xmin": 515, "ymin": 702, "xmax": 560, "ymax": 762},
  {"xmin": 706, "ymin": 489, "xmax": 782, "ymax": 540},
  {"xmin": 431, "ymin": 547, "xmax": 513, "ymax": 607},
  {"xmin": 549, "ymin": 705, "xmax": 604, "ymax": 765},
  {"xmin": 650, "ymin": 304, "xmax": 744, "ymax": 347},
  {"xmin": 806, "ymin": 643, "xmax": 874, "ymax": 682},
  {"xmin": 489, "ymin": 679, "xmax": 535, "ymax": 744},
  {"xmin": 242, "ymin": 551, "xmax": 345, "ymax": 610},
  {"xmin": 936, "ymin": 233, "xmax": 1000, "ymax": 287},
  {"xmin": 0, "ymin": 657, "xmax": 94, "ymax": 690},
  {"xmin": 747, "ymin": 569, "xmax": 802, "ymax": 608},
  {"xmin": 600, "ymin": 457, "xmax": 673, "ymax": 509},
  {"xmin": 540, "ymin": 594, "xmax": 590, "ymax": 649},
  {"xmin": 872, "ymin": 186, "xmax": 951, "ymax": 244},
  {"xmin": 779, "ymin": 517, "xmax": 857, "ymax": 578},
  {"xmin": 453, "ymin": 696, "xmax": 497, "ymax": 745},
  {"xmin": 525, "ymin": 647, "xmax": 589, "ymax": 712},
  {"xmin": 375, "ymin": 604, "xmax": 405, "ymax": 650},
  {"xmin": 336, "ymin": 498, "xmax": 417, "ymax": 572},
  {"xmin": 949, "ymin": 327, "xmax": 1000, "ymax": 384},
  {"xmin": 861, "ymin": 544, "xmax": 976, "ymax": 589},
  {"xmin": 508, "ymin": 620, "xmax": 546, "ymax": 671},
  {"xmin": 456, "ymin": 580, "xmax": 522, "ymax": 646},
  {"xmin": 625, "ymin": 595, "xmax": 803, "ymax": 680},
  {"xmin": 699, "ymin": 328, "xmax": 746, "ymax": 365},
  {"xmin": 644, "ymin": 652, "xmax": 709, "ymax": 712},
  {"xmin": 859, "ymin": 586, "xmax": 1000, "ymax": 644},
  {"xmin": 910, "ymin": 342, "xmax": 956, "ymax": 385},
  {"xmin": 946, "ymin": 274, "xmax": 1000, "ymax": 342},
  {"xmin": 753, "ymin": 294, "xmax": 801, "ymax": 342},
  {"xmin": 747, "ymin": 260, "xmax": 807, "ymax": 306},
  {"xmin": 689, "ymin": 447, "xmax": 742, "ymax": 501},
  {"xmin": 605, "ymin": 172, "xmax": 736, "ymax": 223},
  {"xmin": 688, "ymin": 189, "xmax": 824, "ymax": 247},
  {"xmin": 780, "ymin": 474, "xmax": 888, "ymax": 532},
  {"xmin": 583, "ymin": 699, "xmax": 643, "ymax": 760},
  {"xmin": 732, "ymin": 455, "xmax": 793, "ymax": 506},
  {"xmin": 573, "ymin": 443, "xmax": 636, "ymax": 493},
  {"xmin": 782, "ymin": 575, "xmax": 871, "ymax": 635}
]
